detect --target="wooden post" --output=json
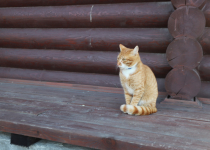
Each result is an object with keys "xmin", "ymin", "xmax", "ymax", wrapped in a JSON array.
[
  {"xmin": 11, "ymin": 133, "xmax": 40, "ymax": 147},
  {"xmin": 165, "ymin": 0, "xmax": 206, "ymax": 100}
]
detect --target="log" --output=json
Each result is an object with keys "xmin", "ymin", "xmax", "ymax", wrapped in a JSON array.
[
  {"xmin": 203, "ymin": 0, "xmax": 210, "ymax": 27},
  {"xmin": 0, "ymin": 67, "xmax": 122, "ymax": 88},
  {"xmin": 165, "ymin": 67, "xmax": 201, "ymax": 100},
  {"xmin": 197, "ymin": 55, "xmax": 210, "ymax": 81},
  {"xmin": 1, "ymin": 1, "xmax": 210, "ymax": 28},
  {"xmin": 0, "ymin": 3, "xmax": 174, "ymax": 28},
  {"xmin": 0, "ymin": 28, "xmax": 173, "ymax": 53},
  {"xmin": 199, "ymin": 28, "xmax": 210, "ymax": 55},
  {"xmin": 0, "ymin": 48, "xmax": 171, "ymax": 78},
  {"xmin": 168, "ymin": 6, "xmax": 206, "ymax": 38},
  {"xmin": 0, "ymin": 67, "xmax": 209, "ymax": 98},
  {"xmin": 166, "ymin": 37, "xmax": 203, "ymax": 69},
  {"xmin": 171, "ymin": 0, "xmax": 207, "ymax": 9},
  {"xmin": 0, "ymin": 0, "xmax": 171, "ymax": 7},
  {"xmin": 197, "ymin": 81, "xmax": 210, "ymax": 98},
  {"xmin": 1, "ymin": 28, "xmax": 210, "ymax": 54},
  {"xmin": 0, "ymin": 67, "xmax": 166, "ymax": 92}
]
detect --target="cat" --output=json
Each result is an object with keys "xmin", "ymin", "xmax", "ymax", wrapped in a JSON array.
[{"xmin": 117, "ymin": 44, "xmax": 158, "ymax": 115}]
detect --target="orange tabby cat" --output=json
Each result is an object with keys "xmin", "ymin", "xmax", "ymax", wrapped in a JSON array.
[{"xmin": 117, "ymin": 44, "xmax": 158, "ymax": 115}]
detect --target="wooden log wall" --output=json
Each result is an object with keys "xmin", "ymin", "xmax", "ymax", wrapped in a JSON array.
[
  {"xmin": 0, "ymin": 0, "xmax": 171, "ymax": 7},
  {"xmin": 165, "ymin": 0, "xmax": 206, "ymax": 100},
  {"xmin": 1, "ymin": 28, "xmax": 210, "ymax": 54},
  {"xmin": 0, "ymin": 67, "xmax": 209, "ymax": 98},
  {"xmin": 0, "ymin": 28, "xmax": 173, "ymax": 53},
  {"xmin": 1, "ymin": 1, "xmax": 210, "ymax": 28},
  {"xmin": 0, "ymin": 0, "xmax": 209, "ymax": 98},
  {"xmin": 0, "ymin": 3, "xmax": 174, "ymax": 28},
  {"xmin": 0, "ymin": 48, "xmax": 171, "ymax": 78}
]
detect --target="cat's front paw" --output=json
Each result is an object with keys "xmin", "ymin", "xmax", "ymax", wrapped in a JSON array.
[
  {"xmin": 126, "ymin": 105, "xmax": 137, "ymax": 115},
  {"xmin": 120, "ymin": 104, "xmax": 127, "ymax": 113}
]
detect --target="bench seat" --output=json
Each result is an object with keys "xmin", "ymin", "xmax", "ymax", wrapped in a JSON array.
[{"xmin": 0, "ymin": 78, "xmax": 209, "ymax": 149}]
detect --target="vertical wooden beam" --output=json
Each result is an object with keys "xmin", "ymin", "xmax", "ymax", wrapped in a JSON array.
[
  {"xmin": 165, "ymin": 0, "xmax": 206, "ymax": 100},
  {"xmin": 11, "ymin": 133, "xmax": 40, "ymax": 147}
]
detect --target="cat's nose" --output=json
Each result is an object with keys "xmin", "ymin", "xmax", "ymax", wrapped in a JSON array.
[{"xmin": 117, "ymin": 62, "xmax": 121, "ymax": 66}]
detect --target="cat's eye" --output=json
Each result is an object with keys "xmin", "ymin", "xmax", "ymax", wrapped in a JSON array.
[{"xmin": 122, "ymin": 58, "xmax": 126, "ymax": 61}]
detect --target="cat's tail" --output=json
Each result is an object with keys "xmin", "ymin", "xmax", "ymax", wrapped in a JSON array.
[{"xmin": 120, "ymin": 104, "xmax": 157, "ymax": 115}]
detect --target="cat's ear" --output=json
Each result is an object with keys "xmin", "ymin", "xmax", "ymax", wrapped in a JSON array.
[
  {"xmin": 119, "ymin": 44, "xmax": 126, "ymax": 51},
  {"xmin": 132, "ymin": 46, "xmax": 139, "ymax": 55}
]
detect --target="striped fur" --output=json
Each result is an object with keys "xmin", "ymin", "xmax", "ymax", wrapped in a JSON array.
[
  {"xmin": 118, "ymin": 44, "xmax": 158, "ymax": 116},
  {"xmin": 120, "ymin": 104, "xmax": 157, "ymax": 115}
]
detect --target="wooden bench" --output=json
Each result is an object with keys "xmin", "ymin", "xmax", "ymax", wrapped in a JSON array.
[
  {"xmin": 0, "ymin": 78, "xmax": 209, "ymax": 149},
  {"xmin": 0, "ymin": 0, "xmax": 210, "ymax": 149}
]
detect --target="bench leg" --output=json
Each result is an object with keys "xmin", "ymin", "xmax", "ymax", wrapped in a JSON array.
[{"xmin": 11, "ymin": 133, "xmax": 40, "ymax": 147}]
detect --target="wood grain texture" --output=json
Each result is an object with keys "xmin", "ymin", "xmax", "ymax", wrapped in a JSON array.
[
  {"xmin": 0, "ymin": 67, "xmax": 166, "ymax": 92},
  {"xmin": 0, "ymin": 48, "xmax": 171, "ymax": 78},
  {"xmin": 0, "ymin": 67, "xmax": 121, "ymax": 88},
  {"xmin": 168, "ymin": 6, "xmax": 206, "ymax": 38},
  {"xmin": 0, "ymin": 78, "xmax": 125, "ymax": 94},
  {"xmin": 0, "ymin": 78, "xmax": 167, "ymax": 104},
  {"xmin": 1, "ymin": 48, "xmax": 210, "ymax": 80},
  {"xmin": 203, "ymin": 0, "xmax": 210, "ymax": 27},
  {"xmin": 0, "ymin": 79, "xmax": 209, "ymax": 149},
  {"xmin": 0, "ymin": 67, "xmax": 209, "ymax": 98},
  {"xmin": 0, "ymin": 110, "xmax": 165, "ymax": 150},
  {"xmin": 0, "ymin": 0, "xmax": 171, "ymax": 7},
  {"xmin": 0, "ymin": 28, "xmax": 173, "ymax": 53},
  {"xmin": 0, "ymin": 3, "xmax": 174, "ymax": 28},
  {"xmin": 165, "ymin": 67, "xmax": 201, "ymax": 100},
  {"xmin": 2, "ymin": 109, "xmax": 207, "ymax": 150},
  {"xmin": 1, "ymin": 1, "xmax": 210, "ymax": 28},
  {"xmin": 197, "ymin": 97, "xmax": 210, "ymax": 104},
  {"xmin": 2, "ymin": 28, "xmax": 210, "ymax": 53},
  {"xmin": 198, "ymin": 81, "xmax": 210, "ymax": 98},
  {"xmin": 0, "ymin": 78, "xmax": 207, "ymax": 115},
  {"xmin": 166, "ymin": 37, "xmax": 203, "ymax": 69},
  {"xmin": 199, "ymin": 27, "xmax": 210, "ymax": 54},
  {"xmin": 160, "ymin": 98, "xmax": 201, "ymax": 108},
  {"xmin": 197, "ymin": 55, "xmax": 210, "ymax": 81}
]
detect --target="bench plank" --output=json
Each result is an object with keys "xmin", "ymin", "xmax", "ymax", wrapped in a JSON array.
[
  {"xmin": 0, "ymin": 78, "xmax": 209, "ymax": 149},
  {"xmin": 0, "ymin": 110, "xmax": 209, "ymax": 150}
]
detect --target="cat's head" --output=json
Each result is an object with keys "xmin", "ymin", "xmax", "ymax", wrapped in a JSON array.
[{"xmin": 117, "ymin": 44, "xmax": 140, "ymax": 69}]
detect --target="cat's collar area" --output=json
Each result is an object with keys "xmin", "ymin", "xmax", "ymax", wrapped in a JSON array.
[
  {"xmin": 120, "ymin": 62, "xmax": 138, "ymax": 70},
  {"xmin": 125, "ymin": 64, "xmax": 137, "ymax": 70}
]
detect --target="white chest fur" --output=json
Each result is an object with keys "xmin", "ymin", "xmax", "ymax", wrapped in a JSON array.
[
  {"xmin": 121, "ymin": 66, "xmax": 137, "ymax": 79},
  {"xmin": 125, "ymin": 83, "xmax": 134, "ymax": 95}
]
